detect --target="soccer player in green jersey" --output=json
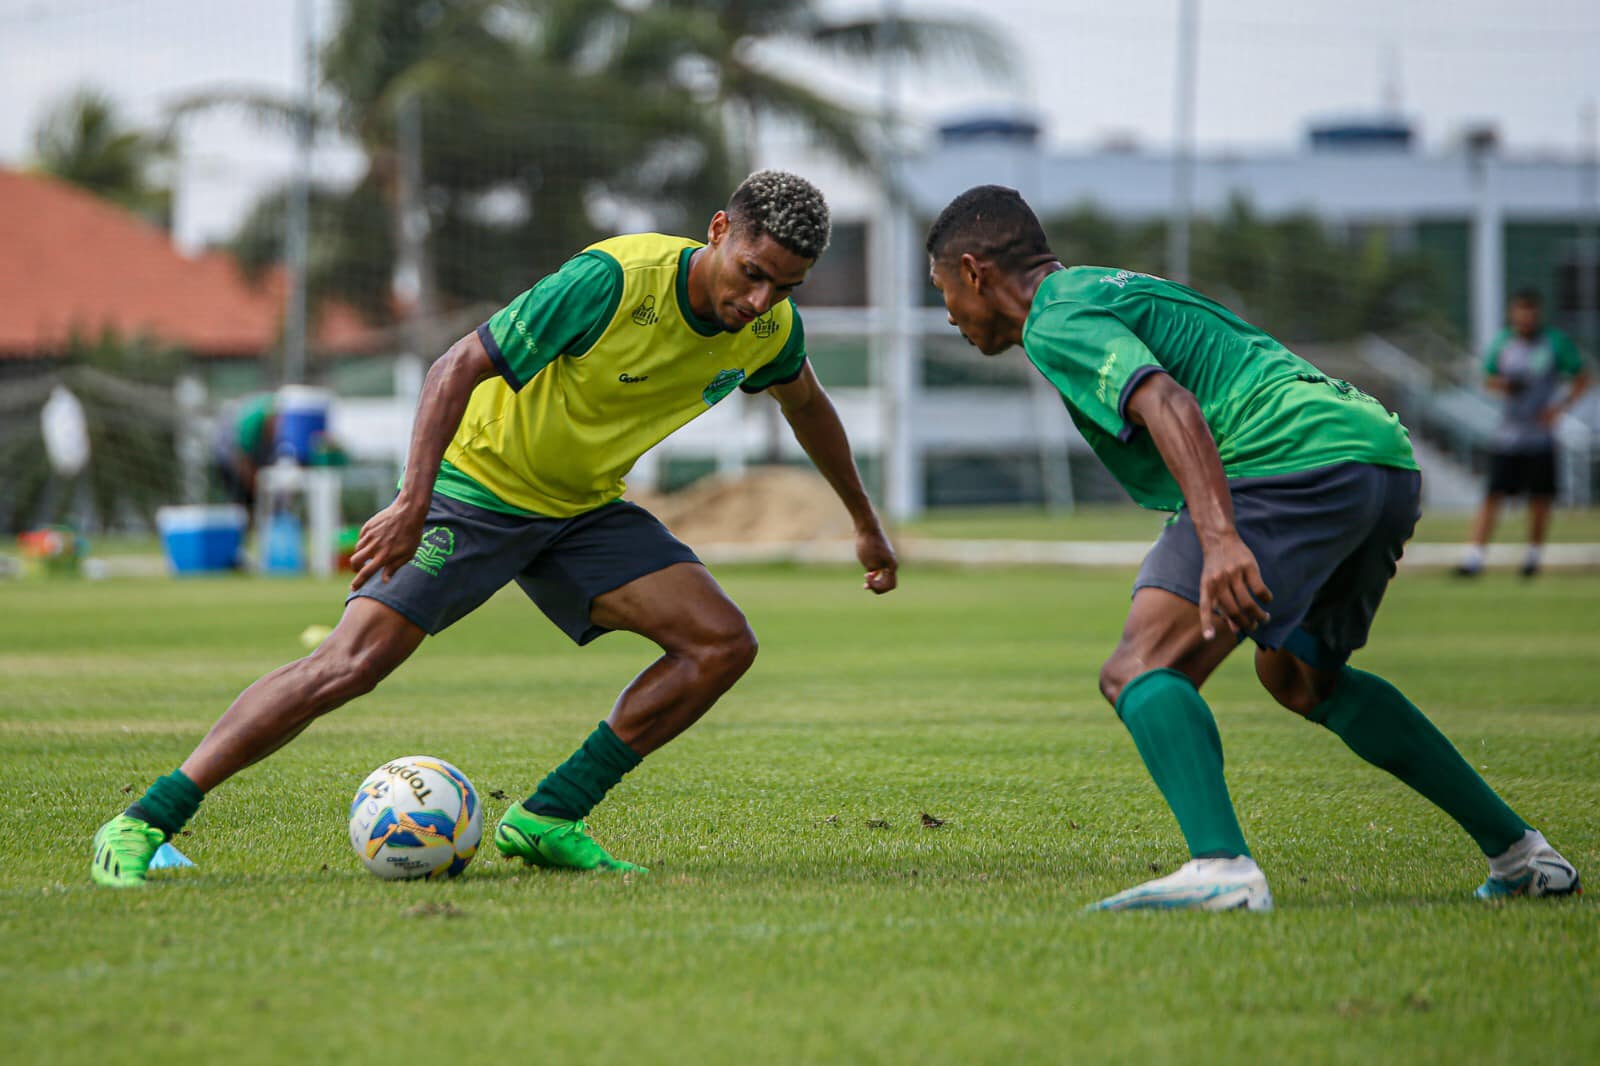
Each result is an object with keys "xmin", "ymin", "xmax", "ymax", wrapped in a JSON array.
[
  {"xmin": 925, "ymin": 185, "xmax": 1580, "ymax": 911},
  {"xmin": 92, "ymin": 170, "xmax": 898, "ymax": 886}
]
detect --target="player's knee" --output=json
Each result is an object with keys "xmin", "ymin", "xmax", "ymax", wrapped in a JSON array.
[
  {"xmin": 1098, "ymin": 653, "xmax": 1137, "ymax": 707},
  {"xmin": 304, "ymin": 643, "xmax": 400, "ymax": 708},
  {"xmin": 1265, "ymin": 678, "xmax": 1319, "ymax": 718},
  {"xmin": 693, "ymin": 619, "xmax": 759, "ymax": 683},
  {"xmin": 1258, "ymin": 666, "xmax": 1336, "ymax": 719}
]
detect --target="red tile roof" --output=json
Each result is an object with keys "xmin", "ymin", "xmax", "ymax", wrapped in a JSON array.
[{"xmin": 0, "ymin": 168, "xmax": 381, "ymax": 359}]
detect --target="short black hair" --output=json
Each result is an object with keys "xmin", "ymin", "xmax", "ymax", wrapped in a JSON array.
[
  {"xmin": 925, "ymin": 185, "xmax": 1054, "ymax": 273},
  {"xmin": 727, "ymin": 170, "xmax": 831, "ymax": 260},
  {"xmin": 1511, "ymin": 287, "xmax": 1542, "ymax": 307}
]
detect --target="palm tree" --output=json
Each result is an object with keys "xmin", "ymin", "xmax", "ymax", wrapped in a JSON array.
[
  {"xmin": 617, "ymin": 0, "xmax": 1013, "ymax": 175},
  {"xmin": 32, "ymin": 87, "xmax": 172, "ymax": 226},
  {"xmin": 190, "ymin": 0, "xmax": 1013, "ymax": 322}
]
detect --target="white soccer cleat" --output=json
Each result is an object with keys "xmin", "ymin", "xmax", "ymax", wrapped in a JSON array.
[
  {"xmin": 1476, "ymin": 831, "xmax": 1582, "ymax": 901},
  {"xmin": 1088, "ymin": 856, "xmax": 1273, "ymax": 912}
]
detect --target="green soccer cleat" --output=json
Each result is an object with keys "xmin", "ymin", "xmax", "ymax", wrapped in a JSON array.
[
  {"xmin": 91, "ymin": 814, "xmax": 166, "ymax": 888},
  {"xmin": 494, "ymin": 805, "xmax": 646, "ymax": 874}
]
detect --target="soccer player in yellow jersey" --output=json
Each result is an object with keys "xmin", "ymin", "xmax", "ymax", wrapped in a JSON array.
[{"xmin": 92, "ymin": 171, "xmax": 897, "ymax": 884}]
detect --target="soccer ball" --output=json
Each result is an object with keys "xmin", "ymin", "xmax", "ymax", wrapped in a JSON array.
[{"xmin": 348, "ymin": 755, "xmax": 483, "ymax": 880}]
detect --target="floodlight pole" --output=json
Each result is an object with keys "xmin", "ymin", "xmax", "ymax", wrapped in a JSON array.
[
  {"xmin": 1167, "ymin": 0, "xmax": 1198, "ymax": 285},
  {"xmin": 282, "ymin": 0, "xmax": 316, "ymax": 386}
]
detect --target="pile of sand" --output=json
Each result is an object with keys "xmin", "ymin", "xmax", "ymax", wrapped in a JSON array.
[{"xmin": 627, "ymin": 466, "xmax": 854, "ymax": 545}]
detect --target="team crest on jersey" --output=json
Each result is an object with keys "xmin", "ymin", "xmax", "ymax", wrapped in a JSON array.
[
  {"xmin": 631, "ymin": 295, "xmax": 659, "ymax": 326},
  {"xmin": 702, "ymin": 368, "xmax": 746, "ymax": 406},
  {"xmin": 750, "ymin": 311, "xmax": 779, "ymax": 338}
]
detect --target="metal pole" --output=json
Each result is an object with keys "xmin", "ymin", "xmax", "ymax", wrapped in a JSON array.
[
  {"xmin": 1167, "ymin": 0, "xmax": 1198, "ymax": 285},
  {"xmin": 1469, "ymin": 134, "xmax": 1504, "ymax": 357},
  {"xmin": 395, "ymin": 92, "xmax": 433, "ymax": 327},
  {"xmin": 1578, "ymin": 100, "xmax": 1598, "ymax": 355},
  {"xmin": 281, "ymin": 0, "xmax": 315, "ymax": 385},
  {"xmin": 877, "ymin": 0, "xmax": 920, "ymax": 520}
]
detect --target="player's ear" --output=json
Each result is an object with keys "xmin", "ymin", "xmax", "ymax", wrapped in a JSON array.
[
  {"xmin": 707, "ymin": 210, "xmax": 731, "ymax": 248},
  {"xmin": 959, "ymin": 252, "xmax": 984, "ymax": 292}
]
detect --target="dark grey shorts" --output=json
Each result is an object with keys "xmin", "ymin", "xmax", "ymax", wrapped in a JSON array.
[
  {"xmin": 1487, "ymin": 446, "xmax": 1557, "ymax": 498},
  {"xmin": 348, "ymin": 495, "xmax": 701, "ymax": 645},
  {"xmin": 1133, "ymin": 462, "xmax": 1421, "ymax": 669}
]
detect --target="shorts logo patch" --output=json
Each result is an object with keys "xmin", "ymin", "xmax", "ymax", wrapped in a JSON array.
[
  {"xmin": 702, "ymin": 368, "xmax": 746, "ymax": 406},
  {"xmin": 410, "ymin": 526, "xmax": 456, "ymax": 576}
]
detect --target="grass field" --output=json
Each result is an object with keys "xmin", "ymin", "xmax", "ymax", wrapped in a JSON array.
[{"xmin": 4, "ymin": 566, "xmax": 1597, "ymax": 1064}]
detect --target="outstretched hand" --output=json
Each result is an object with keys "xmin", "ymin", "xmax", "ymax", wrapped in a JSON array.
[
  {"xmin": 1198, "ymin": 533, "xmax": 1272, "ymax": 640},
  {"xmin": 349, "ymin": 499, "xmax": 428, "ymax": 591},
  {"xmin": 856, "ymin": 524, "xmax": 899, "ymax": 595}
]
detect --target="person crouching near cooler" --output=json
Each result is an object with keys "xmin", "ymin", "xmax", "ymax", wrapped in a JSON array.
[
  {"xmin": 91, "ymin": 171, "xmax": 898, "ymax": 886},
  {"xmin": 924, "ymin": 184, "xmax": 1580, "ymax": 912}
]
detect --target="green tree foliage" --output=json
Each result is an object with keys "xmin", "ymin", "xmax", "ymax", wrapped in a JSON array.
[
  {"xmin": 204, "ymin": 0, "xmax": 1007, "ymax": 320},
  {"xmin": 1042, "ymin": 197, "xmax": 1445, "ymax": 342},
  {"xmin": 31, "ymin": 87, "xmax": 171, "ymax": 227}
]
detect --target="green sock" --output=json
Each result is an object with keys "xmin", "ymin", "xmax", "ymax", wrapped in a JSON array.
[
  {"xmin": 1310, "ymin": 668, "xmax": 1529, "ymax": 856},
  {"xmin": 1115, "ymin": 669, "xmax": 1250, "ymax": 860},
  {"xmin": 523, "ymin": 721, "xmax": 642, "ymax": 821},
  {"xmin": 125, "ymin": 769, "xmax": 203, "ymax": 840}
]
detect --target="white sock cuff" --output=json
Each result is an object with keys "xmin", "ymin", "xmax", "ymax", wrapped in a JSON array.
[{"xmin": 1488, "ymin": 829, "xmax": 1544, "ymax": 878}]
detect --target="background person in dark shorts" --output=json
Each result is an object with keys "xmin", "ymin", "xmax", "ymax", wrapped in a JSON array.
[
  {"xmin": 1457, "ymin": 289, "xmax": 1589, "ymax": 577},
  {"xmin": 926, "ymin": 185, "xmax": 1580, "ymax": 912},
  {"xmin": 92, "ymin": 171, "xmax": 898, "ymax": 886}
]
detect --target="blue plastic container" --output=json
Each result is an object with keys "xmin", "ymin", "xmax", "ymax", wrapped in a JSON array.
[
  {"xmin": 156, "ymin": 505, "xmax": 247, "ymax": 574},
  {"xmin": 274, "ymin": 385, "xmax": 332, "ymax": 464},
  {"xmin": 263, "ymin": 511, "xmax": 306, "ymax": 575}
]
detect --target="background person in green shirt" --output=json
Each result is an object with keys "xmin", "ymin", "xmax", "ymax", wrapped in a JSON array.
[
  {"xmin": 211, "ymin": 392, "xmax": 277, "ymax": 509},
  {"xmin": 1456, "ymin": 289, "xmax": 1590, "ymax": 577},
  {"xmin": 925, "ymin": 184, "xmax": 1579, "ymax": 912}
]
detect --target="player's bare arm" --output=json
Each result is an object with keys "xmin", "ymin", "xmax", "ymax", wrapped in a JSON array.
[
  {"xmin": 1124, "ymin": 372, "xmax": 1272, "ymax": 639},
  {"xmin": 349, "ymin": 331, "xmax": 498, "ymax": 590},
  {"xmin": 769, "ymin": 363, "xmax": 898, "ymax": 593}
]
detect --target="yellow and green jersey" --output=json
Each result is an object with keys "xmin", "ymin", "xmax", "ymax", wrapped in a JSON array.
[
  {"xmin": 436, "ymin": 233, "xmax": 806, "ymax": 517},
  {"xmin": 1023, "ymin": 267, "xmax": 1417, "ymax": 512}
]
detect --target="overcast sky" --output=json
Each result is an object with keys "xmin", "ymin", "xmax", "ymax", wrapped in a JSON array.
[{"xmin": 2, "ymin": 0, "xmax": 1596, "ymax": 246}]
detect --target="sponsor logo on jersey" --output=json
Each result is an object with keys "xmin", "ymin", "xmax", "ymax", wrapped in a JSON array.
[
  {"xmin": 702, "ymin": 368, "xmax": 747, "ymax": 406},
  {"xmin": 1099, "ymin": 269, "xmax": 1161, "ymax": 289},
  {"xmin": 631, "ymin": 295, "xmax": 659, "ymax": 326},
  {"xmin": 1096, "ymin": 350, "xmax": 1120, "ymax": 404}
]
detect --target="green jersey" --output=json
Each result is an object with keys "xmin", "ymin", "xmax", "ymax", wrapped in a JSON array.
[
  {"xmin": 1022, "ymin": 267, "xmax": 1417, "ymax": 511},
  {"xmin": 234, "ymin": 393, "xmax": 274, "ymax": 460}
]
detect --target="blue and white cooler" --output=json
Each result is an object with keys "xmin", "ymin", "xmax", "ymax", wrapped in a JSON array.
[{"xmin": 156, "ymin": 504, "xmax": 249, "ymax": 574}]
